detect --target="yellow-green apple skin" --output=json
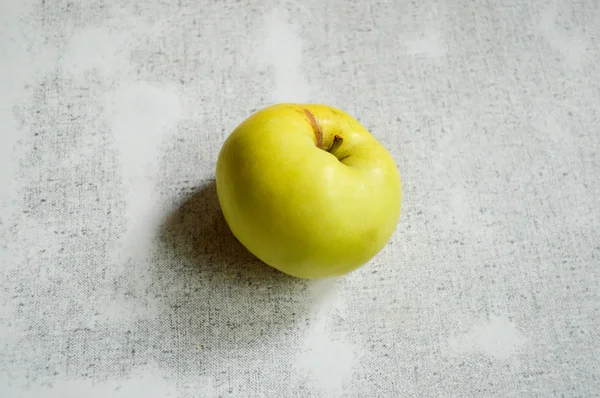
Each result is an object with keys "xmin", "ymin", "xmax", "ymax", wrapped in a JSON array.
[{"xmin": 216, "ymin": 103, "xmax": 402, "ymax": 279}]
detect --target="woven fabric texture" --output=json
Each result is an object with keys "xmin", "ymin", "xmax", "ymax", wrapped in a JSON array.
[{"xmin": 1, "ymin": 0, "xmax": 599, "ymax": 396}]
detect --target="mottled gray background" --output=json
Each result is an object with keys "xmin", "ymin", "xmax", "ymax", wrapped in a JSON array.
[{"xmin": 1, "ymin": 0, "xmax": 599, "ymax": 397}]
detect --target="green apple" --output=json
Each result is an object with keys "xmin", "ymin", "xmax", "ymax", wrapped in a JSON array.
[{"xmin": 216, "ymin": 103, "xmax": 402, "ymax": 279}]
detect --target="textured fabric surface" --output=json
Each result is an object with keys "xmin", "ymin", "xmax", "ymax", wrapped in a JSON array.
[{"xmin": 1, "ymin": 0, "xmax": 600, "ymax": 397}]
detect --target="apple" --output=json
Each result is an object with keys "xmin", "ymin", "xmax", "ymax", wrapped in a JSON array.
[{"xmin": 216, "ymin": 103, "xmax": 402, "ymax": 279}]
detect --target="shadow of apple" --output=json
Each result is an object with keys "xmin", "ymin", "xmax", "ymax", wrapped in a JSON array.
[
  {"xmin": 160, "ymin": 180, "xmax": 272, "ymax": 276},
  {"xmin": 152, "ymin": 180, "xmax": 309, "ymax": 371}
]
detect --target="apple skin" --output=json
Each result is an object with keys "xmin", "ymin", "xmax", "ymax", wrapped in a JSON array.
[{"xmin": 216, "ymin": 103, "xmax": 402, "ymax": 279}]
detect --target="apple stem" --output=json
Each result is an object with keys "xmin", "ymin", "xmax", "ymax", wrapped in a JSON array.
[{"xmin": 328, "ymin": 135, "xmax": 343, "ymax": 155}]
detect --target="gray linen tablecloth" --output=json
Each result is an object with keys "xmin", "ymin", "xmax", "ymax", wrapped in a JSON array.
[{"xmin": 1, "ymin": 0, "xmax": 599, "ymax": 397}]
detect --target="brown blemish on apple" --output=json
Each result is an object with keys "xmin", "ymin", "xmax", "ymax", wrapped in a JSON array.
[
  {"xmin": 364, "ymin": 228, "xmax": 378, "ymax": 244},
  {"xmin": 302, "ymin": 108, "xmax": 324, "ymax": 150},
  {"xmin": 327, "ymin": 105, "xmax": 341, "ymax": 116}
]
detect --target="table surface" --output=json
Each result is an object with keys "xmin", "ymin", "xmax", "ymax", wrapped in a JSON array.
[{"xmin": 2, "ymin": 0, "xmax": 599, "ymax": 397}]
